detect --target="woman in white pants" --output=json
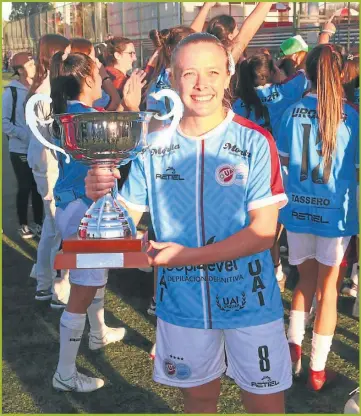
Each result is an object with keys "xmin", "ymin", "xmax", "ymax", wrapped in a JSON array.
[{"xmin": 26, "ymin": 34, "xmax": 71, "ymax": 307}]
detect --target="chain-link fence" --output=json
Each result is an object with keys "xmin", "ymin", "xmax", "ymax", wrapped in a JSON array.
[{"xmin": 2, "ymin": 2, "xmax": 359, "ymax": 67}]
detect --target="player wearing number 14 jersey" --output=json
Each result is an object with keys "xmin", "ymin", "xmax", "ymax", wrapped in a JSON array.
[{"xmin": 277, "ymin": 44, "xmax": 359, "ymax": 391}]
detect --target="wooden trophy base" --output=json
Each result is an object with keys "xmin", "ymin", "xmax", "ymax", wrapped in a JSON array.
[{"xmin": 54, "ymin": 230, "xmax": 149, "ymax": 270}]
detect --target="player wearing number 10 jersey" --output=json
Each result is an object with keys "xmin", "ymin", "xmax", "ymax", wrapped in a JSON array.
[
  {"xmin": 277, "ymin": 44, "xmax": 359, "ymax": 392},
  {"xmin": 277, "ymin": 94, "xmax": 359, "ymax": 237}
]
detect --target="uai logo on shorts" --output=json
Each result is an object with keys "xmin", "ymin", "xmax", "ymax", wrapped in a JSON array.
[{"xmin": 215, "ymin": 163, "xmax": 249, "ymax": 186}]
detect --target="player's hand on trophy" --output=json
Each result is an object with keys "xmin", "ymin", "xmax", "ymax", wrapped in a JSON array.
[
  {"xmin": 122, "ymin": 69, "xmax": 147, "ymax": 111},
  {"xmin": 85, "ymin": 167, "xmax": 121, "ymax": 201},
  {"xmin": 147, "ymin": 240, "xmax": 191, "ymax": 267}
]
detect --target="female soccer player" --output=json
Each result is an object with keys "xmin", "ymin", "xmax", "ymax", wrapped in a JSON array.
[
  {"xmin": 146, "ymin": 26, "xmax": 194, "ymax": 131},
  {"xmin": 86, "ymin": 33, "xmax": 291, "ymax": 414},
  {"xmin": 233, "ymin": 52, "xmax": 310, "ymax": 290},
  {"xmin": 192, "ymin": 2, "xmax": 273, "ymax": 64},
  {"xmin": 70, "ymin": 37, "xmax": 121, "ymax": 110},
  {"xmin": 26, "ymin": 34, "xmax": 71, "ymax": 307},
  {"xmin": 277, "ymin": 44, "xmax": 359, "ymax": 391},
  {"xmin": 49, "ymin": 50, "xmax": 144, "ymax": 393}
]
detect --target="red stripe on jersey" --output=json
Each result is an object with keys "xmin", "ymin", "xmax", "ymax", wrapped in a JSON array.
[
  {"xmin": 72, "ymin": 103, "xmax": 105, "ymax": 112},
  {"xmin": 232, "ymin": 114, "xmax": 284, "ymax": 196},
  {"xmin": 200, "ymin": 140, "xmax": 213, "ymax": 328},
  {"xmin": 279, "ymin": 69, "xmax": 305, "ymax": 85}
]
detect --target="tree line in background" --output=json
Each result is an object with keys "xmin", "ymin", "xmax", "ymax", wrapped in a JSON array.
[{"xmin": 9, "ymin": 2, "xmax": 53, "ymax": 21}]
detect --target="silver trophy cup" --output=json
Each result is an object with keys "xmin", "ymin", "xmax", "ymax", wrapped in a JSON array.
[{"xmin": 25, "ymin": 90, "xmax": 183, "ymax": 239}]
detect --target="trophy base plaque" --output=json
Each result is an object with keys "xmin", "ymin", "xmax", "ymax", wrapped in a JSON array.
[{"xmin": 54, "ymin": 230, "xmax": 150, "ymax": 270}]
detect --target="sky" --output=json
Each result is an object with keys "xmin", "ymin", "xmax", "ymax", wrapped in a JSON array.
[{"xmin": 2, "ymin": 2, "xmax": 11, "ymax": 21}]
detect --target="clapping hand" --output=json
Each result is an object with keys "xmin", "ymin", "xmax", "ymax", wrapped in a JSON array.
[{"xmin": 123, "ymin": 69, "xmax": 147, "ymax": 111}]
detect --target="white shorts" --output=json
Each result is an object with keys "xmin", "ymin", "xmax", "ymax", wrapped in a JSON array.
[
  {"xmin": 287, "ymin": 231, "xmax": 351, "ymax": 267},
  {"xmin": 154, "ymin": 318, "xmax": 292, "ymax": 395},
  {"xmin": 55, "ymin": 199, "xmax": 108, "ymax": 287}
]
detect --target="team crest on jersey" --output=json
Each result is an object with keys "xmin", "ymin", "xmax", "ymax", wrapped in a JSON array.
[{"xmin": 215, "ymin": 163, "xmax": 249, "ymax": 186}]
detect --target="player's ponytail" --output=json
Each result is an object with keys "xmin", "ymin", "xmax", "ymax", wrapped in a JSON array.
[
  {"xmin": 147, "ymin": 26, "xmax": 194, "ymax": 95},
  {"xmin": 50, "ymin": 51, "xmax": 96, "ymax": 137},
  {"xmin": 306, "ymin": 44, "xmax": 344, "ymax": 165},
  {"xmin": 237, "ymin": 53, "xmax": 275, "ymax": 121}
]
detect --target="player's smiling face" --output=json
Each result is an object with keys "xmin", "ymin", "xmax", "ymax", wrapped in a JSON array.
[{"xmin": 172, "ymin": 42, "xmax": 231, "ymax": 118}]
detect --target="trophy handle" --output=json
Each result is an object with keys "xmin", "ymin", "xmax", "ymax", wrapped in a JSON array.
[
  {"xmin": 150, "ymin": 89, "xmax": 184, "ymax": 133},
  {"xmin": 25, "ymin": 93, "xmax": 71, "ymax": 164}
]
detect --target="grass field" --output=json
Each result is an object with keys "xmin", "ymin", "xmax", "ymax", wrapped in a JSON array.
[
  {"xmin": 1, "ymin": 72, "xmax": 359, "ymax": 414},
  {"xmin": 2, "ymin": 71, "xmax": 12, "ymax": 87}
]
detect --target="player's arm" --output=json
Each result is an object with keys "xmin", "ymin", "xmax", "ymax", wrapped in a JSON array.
[
  {"xmin": 98, "ymin": 62, "xmax": 121, "ymax": 111},
  {"xmin": 318, "ymin": 21, "xmax": 336, "ymax": 45},
  {"xmin": 230, "ymin": 2, "xmax": 272, "ymax": 63},
  {"xmin": 190, "ymin": 2, "xmax": 216, "ymax": 32},
  {"xmin": 148, "ymin": 204, "xmax": 278, "ymax": 267}
]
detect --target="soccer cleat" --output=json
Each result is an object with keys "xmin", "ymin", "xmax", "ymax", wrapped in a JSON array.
[
  {"xmin": 18, "ymin": 225, "xmax": 35, "ymax": 239},
  {"xmin": 53, "ymin": 371, "xmax": 104, "ymax": 393},
  {"xmin": 342, "ymin": 284, "xmax": 358, "ymax": 298},
  {"xmin": 306, "ymin": 368, "xmax": 337, "ymax": 391},
  {"xmin": 289, "ymin": 343, "xmax": 303, "ymax": 378},
  {"xmin": 35, "ymin": 289, "xmax": 52, "ymax": 301},
  {"xmin": 50, "ymin": 299, "xmax": 67, "ymax": 310},
  {"xmin": 344, "ymin": 387, "xmax": 359, "ymax": 414},
  {"xmin": 30, "ymin": 223, "xmax": 43, "ymax": 238},
  {"xmin": 149, "ymin": 343, "xmax": 156, "ymax": 360},
  {"xmin": 89, "ymin": 327, "xmax": 126, "ymax": 351},
  {"xmin": 147, "ymin": 297, "xmax": 156, "ymax": 316}
]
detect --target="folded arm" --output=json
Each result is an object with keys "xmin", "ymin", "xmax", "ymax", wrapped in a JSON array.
[{"xmin": 148, "ymin": 204, "xmax": 279, "ymax": 267}]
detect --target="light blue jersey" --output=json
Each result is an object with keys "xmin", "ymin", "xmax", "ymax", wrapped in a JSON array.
[
  {"xmin": 93, "ymin": 89, "xmax": 110, "ymax": 108},
  {"xmin": 146, "ymin": 68, "xmax": 172, "ymax": 126},
  {"xmin": 233, "ymin": 70, "xmax": 310, "ymax": 140},
  {"xmin": 277, "ymin": 94, "xmax": 359, "ymax": 237},
  {"xmin": 119, "ymin": 111, "xmax": 287, "ymax": 330},
  {"xmin": 54, "ymin": 101, "xmax": 100, "ymax": 210}
]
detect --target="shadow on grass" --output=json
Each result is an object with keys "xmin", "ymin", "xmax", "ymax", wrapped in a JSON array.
[{"xmin": 2, "ymin": 243, "xmax": 176, "ymax": 414}]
